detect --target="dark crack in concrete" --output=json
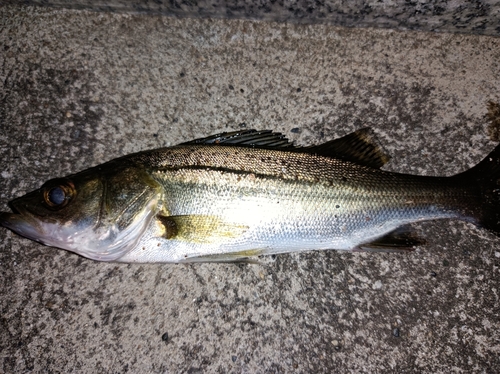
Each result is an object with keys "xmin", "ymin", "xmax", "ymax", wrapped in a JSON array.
[{"xmin": 3, "ymin": 0, "xmax": 500, "ymax": 37}]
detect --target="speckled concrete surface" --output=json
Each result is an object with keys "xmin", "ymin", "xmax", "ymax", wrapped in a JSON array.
[{"xmin": 1, "ymin": 5, "xmax": 500, "ymax": 373}]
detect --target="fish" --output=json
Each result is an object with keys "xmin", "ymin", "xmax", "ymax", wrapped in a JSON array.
[{"xmin": 1, "ymin": 128, "xmax": 499, "ymax": 263}]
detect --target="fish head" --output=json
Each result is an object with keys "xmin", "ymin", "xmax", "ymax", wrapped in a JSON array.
[{"xmin": 0, "ymin": 163, "xmax": 161, "ymax": 261}]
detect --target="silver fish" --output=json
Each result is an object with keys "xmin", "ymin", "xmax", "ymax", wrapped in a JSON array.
[{"xmin": 1, "ymin": 128, "xmax": 499, "ymax": 263}]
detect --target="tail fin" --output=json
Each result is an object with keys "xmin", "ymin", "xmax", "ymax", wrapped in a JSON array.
[{"xmin": 455, "ymin": 144, "xmax": 500, "ymax": 236}]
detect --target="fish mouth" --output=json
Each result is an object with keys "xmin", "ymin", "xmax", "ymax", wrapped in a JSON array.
[{"xmin": 0, "ymin": 211, "xmax": 45, "ymax": 243}]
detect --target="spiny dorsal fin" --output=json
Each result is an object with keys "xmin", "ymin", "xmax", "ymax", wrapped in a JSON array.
[
  {"xmin": 180, "ymin": 129, "xmax": 294, "ymax": 148},
  {"xmin": 181, "ymin": 128, "xmax": 390, "ymax": 168},
  {"xmin": 304, "ymin": 128, "xmax": 391, "ymax": 168}
]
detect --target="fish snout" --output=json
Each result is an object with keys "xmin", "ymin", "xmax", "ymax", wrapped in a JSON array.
[
  {"xmin": 0, "ymin": 212, "xmax": 17, "ymax": 228},
  {"xmin": 0, "ymin": 211, "xmax": 44, "ymax": 242}
]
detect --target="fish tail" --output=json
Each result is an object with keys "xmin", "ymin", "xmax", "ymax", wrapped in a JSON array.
[{"xmin": 455, "ymin": 144, "xmax": 500, "ymax": 236}]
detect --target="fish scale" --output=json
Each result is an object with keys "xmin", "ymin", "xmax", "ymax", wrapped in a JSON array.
[
  {"xmin": 1, "ymin": 128, "xmax": 499, "ymax": 263},
  {"xmin": 119, "ymin": 154, "xmax": 468, "ymax": 262}
]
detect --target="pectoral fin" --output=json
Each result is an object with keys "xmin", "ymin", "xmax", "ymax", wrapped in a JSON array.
[
  {"xmin": 355, "ymin": 227, "xmax": 425, "ymax": 253},
  {"xmin": 156, "ymin": 214, "xmax": 248, "ymax": 243}
]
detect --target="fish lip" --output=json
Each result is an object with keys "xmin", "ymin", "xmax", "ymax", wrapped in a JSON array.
[
  {"xmin": 0, "ymin": 211, "xmax": 22, "ymax": 229},
  {"xmin": 6, "ymin": 199, "xmax": 50, "ymax": 230},
  {"xmin": 0, "ymin": 211, "xmax": 16, "ymax": 228},
  {"xmin": 0, "ymin": 210, "xmax": 45, "ymax": 242}
]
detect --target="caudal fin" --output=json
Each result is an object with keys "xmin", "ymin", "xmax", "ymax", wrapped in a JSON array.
[{"xmin": 456, "ymin": 144, "xmax": 500, "ymax": 236}]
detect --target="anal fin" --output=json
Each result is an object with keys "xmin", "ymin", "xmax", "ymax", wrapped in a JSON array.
[
  {"xmin": 180, "ymin": 249, "xmax": 264, "ymax": 264},
  {"xmin": 354, "ymin": 226, "xmax": 425, "ymax": 253}
]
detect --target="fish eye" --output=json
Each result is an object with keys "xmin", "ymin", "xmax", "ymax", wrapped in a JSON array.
[
  {"xmin": 43, "ymin": 182, "xmax": 74, "ymax": 208},
  {"xmin": 48, "ymin": 187, "xmax": 66, "ymax": 205}
]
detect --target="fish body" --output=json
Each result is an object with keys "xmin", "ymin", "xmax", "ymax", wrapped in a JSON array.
[{"xmin": 1, "ymin": 129, "xmax": 499, "ymax": 263}]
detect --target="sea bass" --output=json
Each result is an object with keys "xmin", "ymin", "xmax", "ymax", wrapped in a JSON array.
[{"xmin": 1, "ymin": 128, "xmax": 499, "ymax": 263}]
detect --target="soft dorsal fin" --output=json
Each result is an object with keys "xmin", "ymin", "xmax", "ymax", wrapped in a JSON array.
[
  {"xmin": 181, "ymin": 128, "xmax": 390, "ymax": 168},
  {"xmin": 304, "ymin": 128, "xmax": 390, "ymax": 168},
  {"xmin": 180, "ymin": 129, "xmax": 294, "ymax": 148}
]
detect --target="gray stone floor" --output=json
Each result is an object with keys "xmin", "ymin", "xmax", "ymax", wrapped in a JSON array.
[{"xmin": 1, "ymin": 5, "xmax": 499, "ymax": 373}]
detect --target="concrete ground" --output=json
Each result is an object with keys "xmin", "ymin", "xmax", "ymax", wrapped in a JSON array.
[{"xmin": 1, "ymin": 5, "xmax": 499, "ymax": 373}]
